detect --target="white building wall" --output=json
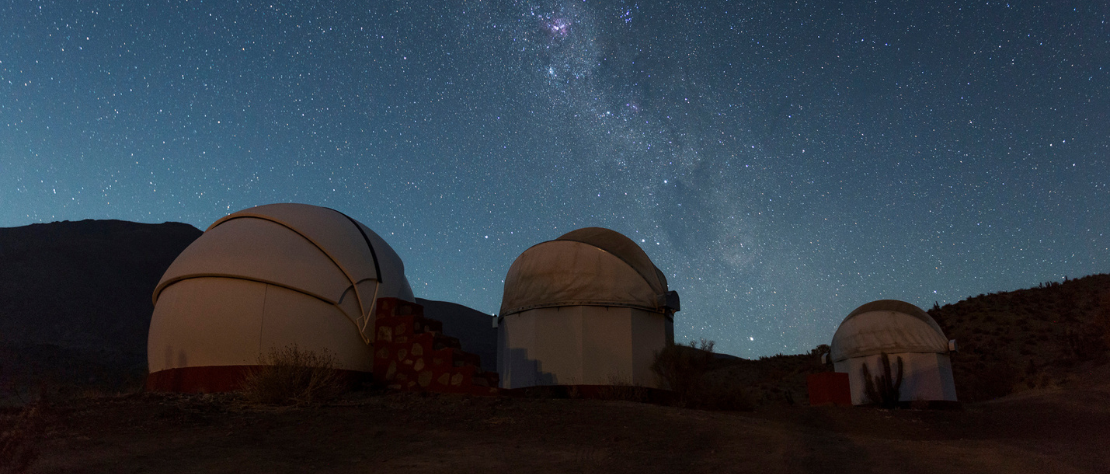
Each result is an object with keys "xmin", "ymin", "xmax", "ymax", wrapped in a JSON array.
[
  {"xmin": 497, "ymin": 306, "xmax": 667, "ymax": 389},
  {"xmin": 629, "ymin": 309, "xmax": 668, "ymax": 386},
  {"xmin": 834, "ymin": 352, "xmax": 958, "ymax": 405}
]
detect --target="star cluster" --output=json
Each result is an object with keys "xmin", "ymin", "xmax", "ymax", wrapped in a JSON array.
[{"xmin": 1, "ymin": 0, "xmax": 1107, "ymax": 357}]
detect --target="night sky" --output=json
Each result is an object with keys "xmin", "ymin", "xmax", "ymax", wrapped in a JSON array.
[{"xmin": 3, "ymin": 1, "xmax": 1108, "ymax": 357}]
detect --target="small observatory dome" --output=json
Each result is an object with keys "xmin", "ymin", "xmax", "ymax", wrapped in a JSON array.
[
  {"xmin": 497, "ymin": 227, "xmax": 679, "ymax": 389},
  {"xmin": 500, "ymin": 227, "xmax": 678, "ymax": 316},
  {"xmin": 147, "ymin": 203, "xmax": 414, "ymax": 392},
  {"xmin": 829, "ymin": 299, "xmax": 957, "ymax": 405},
  {"xmin": 830, "ymin": 299, "xmax": 950, "ymax": 362}
]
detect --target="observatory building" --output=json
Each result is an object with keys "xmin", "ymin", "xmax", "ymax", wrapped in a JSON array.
[
  {"xmin": 146, "ymin": 203, "xmax": 414, "ymax": 392},
  {"xmin": 830, "ymin": 299, "xmax": 958, "ymax": 405},
  {"xmin": 496, "ymin": 227, "xmax": 679, "ymax": 389}
]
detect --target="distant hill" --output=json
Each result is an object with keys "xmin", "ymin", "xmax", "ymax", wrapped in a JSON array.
[
  {"xmin": 0, "ymin": 219, "xmax": 203, "ymax": 389},
  {"xmin": 929, "ymin": 274, "xmax": 1110, "ymax": 402}
]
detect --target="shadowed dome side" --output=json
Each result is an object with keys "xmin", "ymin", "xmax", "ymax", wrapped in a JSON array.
[{"xmin": 830, "ymin": 300, "xmax": 949, "ymax": 362}]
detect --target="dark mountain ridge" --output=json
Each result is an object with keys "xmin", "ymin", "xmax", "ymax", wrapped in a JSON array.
[
  {"xmin": 0, "ymin": 219, "xmax": 202, "ymax": 347},
  {"xmin": 0, "ymin": 219, "xmax": 203, "ymax": 389}
]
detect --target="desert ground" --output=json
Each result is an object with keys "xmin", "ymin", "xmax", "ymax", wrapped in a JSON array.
[{"xmin": 14, "ymin": 366, "xmax": 1109, "ymax": 474}]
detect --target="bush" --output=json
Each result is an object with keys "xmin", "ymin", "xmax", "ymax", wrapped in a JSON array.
[
  {"xmin": 691, "ymin": 377, "xmax": 757, "ymax": 411},
  {"xmin": 862, "ymin": 352, "xmax": 903, "ymax": 408},
  {"xmin": 973, "ymin": 356, "xmax": 1019, "ymax": 400},
  {"xmin": 240, "ymin": 345, "xmax": 348, "ymax": 406},
  {"xmin": 596, "ymin": 376, "xmax": 652, "ymax": 403},
  {"xmin": 650, "ymin": 339, "xmax": 755, "ymax": 411},
  {"xmin": 650, "ymin": 339, "xmax": 714, "ymax": 403},
  {"xmin": 0, "ymin": 402, "xmax": 45, "ymax": 474},
  {"xmin": 1094, "ymin": 290, "xmax": 1110, "ymax": 353}
]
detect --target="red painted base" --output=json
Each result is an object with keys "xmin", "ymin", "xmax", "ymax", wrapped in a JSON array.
[{"xmin": 807, "ymin": 372, "xmax": 852, "ymax": 406}]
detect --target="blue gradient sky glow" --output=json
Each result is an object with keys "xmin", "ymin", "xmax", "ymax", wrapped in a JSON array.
[{"xmin": 2, "ymin": 1, "xmax": 1108, "ymax": 357}]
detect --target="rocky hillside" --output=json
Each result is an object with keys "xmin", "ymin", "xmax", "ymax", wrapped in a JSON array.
[
  {"xmin": 698, "ymin": 274, "xmax": 1110, "ymax": 406},
  {"xmin": 929, "ymin": 274, "xmax": 1110, "ymax": 402}
]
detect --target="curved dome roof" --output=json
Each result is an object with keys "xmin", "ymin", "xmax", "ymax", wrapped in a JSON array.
[
  {"xmin": 153, "ymin": 203, "xmax": 414, "ymax": 334},
  {"xmin": 499, "ymin": 227, "xmax": 676, "ymax": 316},
  {"xmin": 830, "ymin": 299, "xmax": 949, "ymax": 362}
]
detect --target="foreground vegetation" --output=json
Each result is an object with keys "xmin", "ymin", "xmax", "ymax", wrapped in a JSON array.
[
  {"xmin": 239, "ymin": 345, "xmax": 349, "ymax": 407},
  {"xmin": 18, "ymin": 376, "xmax": 1110, "ymax": 474}
]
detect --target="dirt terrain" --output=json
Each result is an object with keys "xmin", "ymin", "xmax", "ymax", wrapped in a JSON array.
[{"xmin": 17, "ymin": 369, "xmax": 1110, "ymax": 474}]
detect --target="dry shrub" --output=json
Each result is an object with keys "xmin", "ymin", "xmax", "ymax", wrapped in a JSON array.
[
  {"xmin": 0, "ymin": 403, "xmax": 45, "ymax": 474},
  {"xmin": 1094, "ymin": 290, "xmax": 1110, "ymax": 353},
  {"xmin": 690, "ymin": 377, "xmax": 756, "ymax": 411},
  {"xmin": 566, "ymin": 385, "xmax": 581, "ymax": 399},
  {"xmin": 651, "ymin": 340, "xmax": 714, "ymax": 403},
  {"xmin": 240, "ymin": 345, "xmax": 348, "ymax": 406},
  {"xmin": 516, "ymin": 384, "xmax": 568, "ymax": 399},
  {"xmin": 596, "ymin": 376, "xmax": 651, "ymax": 403},
  {"xmin": 651, "ymin": 339, "xmax": 755, "ymax": 411},
  {"xmin": 979, "ymin": 357, "xmax": 1020, "ymax": 399},
  {"xmin": 1064, "ymin": 327, "xmax": 1107, "ymax": 361},
  {"xmin": 960, "ymin": 355, "xmax": 1020, "ymax": 401}
]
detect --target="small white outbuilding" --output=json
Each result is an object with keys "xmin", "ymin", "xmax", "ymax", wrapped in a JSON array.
[
  {"xmin": 147, "ymin": 203, "xmax": 414, "ymax": 392},
  {"xmin": 830, "ymin": 299, "xmax": 957, "ymax": 405},
  {"xmin": 496, "ymin": 227, "xmax": 679, "ymax": 389}
]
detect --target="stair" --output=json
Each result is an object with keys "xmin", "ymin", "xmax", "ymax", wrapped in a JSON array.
[{"xmin": 372, "ymin": 297, "xmax": 499, "ymax": 396}]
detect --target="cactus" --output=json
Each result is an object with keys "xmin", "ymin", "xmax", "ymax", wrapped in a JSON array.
[{"xmin": 862, "ymin": 352, "xmax": 903, "ymax": 408}]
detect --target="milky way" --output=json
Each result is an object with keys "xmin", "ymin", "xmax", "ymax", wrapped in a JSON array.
[{"xmin": 2, "ymin": 0, "xmax": 1107, "ymax": 356}]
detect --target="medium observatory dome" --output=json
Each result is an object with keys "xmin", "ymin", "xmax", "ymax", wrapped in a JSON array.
[
  {"xmin": 829, "ymin": 300, "xmax": 949, "ymax": 362},
  {"xmin": 147, "ymin": 203, "xmax": 414, "ymax": 391},
  {"xmin": 496, "ymin": 227, "xmax": 678, "ymax": 389},
  {"xmin": 153, "ymin": 203, "xmax": 414, "ymax": 310},
  {"xmin": 499, "ymin": 227, "xmax": 678, "ymax": 316}
]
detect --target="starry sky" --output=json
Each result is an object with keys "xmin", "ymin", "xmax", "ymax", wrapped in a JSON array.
[{"xmin": 2, "ymin": 0, "xmax": 1108, "ymax": 357}]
